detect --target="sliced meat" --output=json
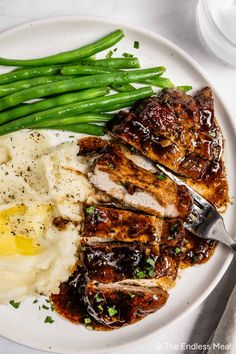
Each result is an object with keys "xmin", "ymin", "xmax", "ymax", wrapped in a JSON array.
[
  {"xmin": 81, "ymin": 242, "xmax": 157, "ymax": 282},
  {"xmin": 82, "ymin": 204, "xmax": 163, "ymax": 243},
  {"xmin": 51, "ymin": 268, "xmax": 168, "ymax": 330},
  {"xmin": 110, "ymin": 88, "xmax": 228, "ymax": 208},
  {"xmin": 83, "ymin": 205, "xmax": 185, "ymax": 245},
  {"xmin": 81, "ymin": 242, "xmax": 179, "ymax": 283},
  {"xmin": 83, "ymin": 282, "xmax": 168, "ymax": 329},
  {"xmin": 89, "ymin": 143, "xmax": 192, "ymax": 218},
  {"xmin": 111, "ymin": 109, "xmax": 209, "ymax": 180},
  {"xmin": 131, "ymin": 94, "xmax": 203, "ymax": 156},
  {"xmin": 158, "ymin": 87, "xmax": 222, "ymax": 160}
]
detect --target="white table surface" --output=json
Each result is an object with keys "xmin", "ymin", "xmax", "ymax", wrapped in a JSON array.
[{"xmin": 0, "ymin": 1, "xmax": 235, "ymax": 353}]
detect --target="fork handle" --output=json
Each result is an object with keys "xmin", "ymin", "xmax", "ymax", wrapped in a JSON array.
[
  {"xmin": 229, "ymin": 242, "xmax": 236, "ymax": 254},
  {"xmin": 212, "ymin": 218, "xmax": 236, "ymax": 255}
]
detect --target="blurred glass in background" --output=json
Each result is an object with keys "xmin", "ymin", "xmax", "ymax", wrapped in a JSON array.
[{"xmin": 197, "ymin": 0, "xmax": 236, "ymax": 68}]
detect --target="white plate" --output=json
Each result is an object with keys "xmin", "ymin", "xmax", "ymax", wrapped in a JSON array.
[{"xmin": 0, "ymin": 16, "xmax": 235, "ymax": 354}]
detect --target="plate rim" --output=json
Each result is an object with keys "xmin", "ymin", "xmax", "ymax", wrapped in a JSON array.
[{"xmin": 0, "ymin": 15, "xmax": 234, "ymax": 354}]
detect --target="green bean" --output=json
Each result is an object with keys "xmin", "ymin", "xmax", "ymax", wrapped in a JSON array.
[
  {"xmin": 37, "ymin": 113, "xmax": 113, "ymax": 128},
  {"xmin": 138, "ymin": 77, "xmax": 175, "ymax": 88},
  {"xmin": 0, "ymin": 87, "xmax": 154, "ymax": 136},
  {"xmin": 0, "ymin": 87, "xmax": 110, "ymax": 125},
  {"xmin": 39, "ymin": 123, "xmax": 105, "ymax": 136},
  {"xmin": 78, "ymin": 57, "xmax": 140, "ymax": 69},
  {"xmin": 61, "ymin": 65, "xmax": 136, "ymax": 92},
  {"xmin": 176, "ymin": 85, "xmax": 192, "ymax": 92},
  {"xmin": 0, "ymin": 75, "xmax": 75, "ymax": 97},
  {"xmin": 93, "ymin": 101, "xmax": 135, "ymax": 113},
  {"xmin": 0, "ymin": 30, "xmax": 124, "ymax": 67},
  {"xmin": 112, "ymin": 83, "xmax": 135, "ymax": 92},
  {"xmin": 60, "ymin": 64, "xmax": 165, "ymax": 92},
  {"xmin": 61, "ymin": 65, "xmax": 111, "ymax": 75},
  {"xmin": 0, "ymin": 68, "xmax": 161, "ymax": 111},
  {"xmin": 0, "ymin": 65, "xmax": 62, "ymax": 85},
  {"xmin": 61, "ymin": 64, "xmax": 165, "ymax": 76}
]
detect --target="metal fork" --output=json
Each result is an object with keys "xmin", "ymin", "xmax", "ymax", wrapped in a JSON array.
[{"xmin": 156, "ymin": 163, "xmax": 236, "ymax": 254}]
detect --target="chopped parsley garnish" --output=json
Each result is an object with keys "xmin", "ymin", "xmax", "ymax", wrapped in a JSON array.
[
  {"xmin": 44, "ymin": 316, "xmax": 54, "ymax": 324},
  {"xmin": 85, "ymin": 206, "xmax": 96, "ymax": 215},
  {"xmin": 86, "ymin": 253, "xmax": 93, "ymax": 262},
  {"xmin": 134, "ymin": 269, "xmax": 146, "ymax": 279},
  {"xmin": 156, "ymin": 174, "xmax": 167, "ymax": 180},
  {"xmin": 69, "ymin": 135, "xmax": 75, "ymax": 138},
  {"xmin": 176, "ymin": 85, "xmax": 192, "ymax": 93},
  {"xmin": 146, "ymin": 257, "xmax": 155, "ymax": 266},
  {"xmin": 130, "ymin": 146, "xmax": 138, "ymax": 153},
  {"xmin": 94, "ymin": 293, "xmax": 103, "ymax": 302},
  {"xmin": 209, "ymin": 130, "xmax": 217, "ymax": 138},
  {"xmin": 84, "ymin": 317, "xmax": 92, "ymax": 324},
  {"xmin": 122, "ymin": 52, "xmax": 134, "ymax": 58},
  {"xmin": 9, "ymin": 300, "xmax": 21, "ymax": 309},
  {"xmin": 33, "ymin": 299, "xmax": 38, "ymax": 304},
  {"xmin": 191, "ymin": 256, "xmax": 198, "ymax": 264},
  {"xmin": 128, "ymin": 293, "xmax": 136, "ymax": 299},
  {"xmin": 45, "ymin": 299, "xmax": 50, "ymax": 303},
  {"xmin": 174, "ymin": 247, "xmax": 181, "ymax": 254},
  {"xmin": 170, "ymin": 222, "xmax": 180, "ymax": 236},
  {"xmin": 148, "ymin": 268, "xmax": 155, "ymax": 277},
  {"xmin": 42, "ymin": 305, "xmax": 49, "ymax": 310},
  {"xmin": 107, "ymin": 307, "xmax": 118, "ymax": 317},
  {"xmin": 97, "ymin": 305, "xmax": 103, "ymax": 312},
  {"xmin": 133, "ymin": 41, "xmax": 140, "ymax": 49},
  {"xmin": 106, "ymin": 50, "xmax": 113, "ymax": 58}
]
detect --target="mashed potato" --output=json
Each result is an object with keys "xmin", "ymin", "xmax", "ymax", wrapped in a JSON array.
[{"xmin": 0, "ymin": 131, "xmax": 94, "ymax": 304}]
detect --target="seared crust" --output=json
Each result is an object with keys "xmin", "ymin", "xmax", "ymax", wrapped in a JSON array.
[
  {"xmin": 83, "ymin": 205, "xmax": 162, "ymax": 243},
  {"xmin": 110, "ymin": 88, "xmax": 228, "ymax": 208}
]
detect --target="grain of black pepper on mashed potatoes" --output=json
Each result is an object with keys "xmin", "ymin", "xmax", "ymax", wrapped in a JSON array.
[{"xmin": 0, "ymin": 130, "xmax": 94, "ymax": 304}]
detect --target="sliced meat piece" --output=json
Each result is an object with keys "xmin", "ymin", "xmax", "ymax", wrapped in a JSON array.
[
  {"xmin": 51, "ymin": 268, "xmax": 169, "ymax": 330},
  {"xmin": 111, "ymin": 110, "xmax": 210, "ymax": 180},
  {"xmin": 81, "ymin": 242, "xmax": 179, "ymax": 283},
  {"xmin": 82, "ymin": 204, "xmax": 163, "ymax": 243},
  {"xmin": 110, "ymin": 88, "xmax": 228, "ymax": 208},
  {"xmin": 83, "ymin": 205, "xmax": 185, "ymax": 244},
  {"xmin": 184, "ymin": 159, "xmax": 228, "ymax": 209},
  {"xmin": 158, "ymin": 88, "xmax": 222, "ymax": 160},
  {"xmin": 131, "ymin": 94, "xmax": 203, "ymax": 156},
  {"xmin": 89, "ymin": 143, "xmax": 192, "ymax": 218},
  {"xmin": 83, "ymin": 282, "xmax": 168, "ymax": 329}
]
